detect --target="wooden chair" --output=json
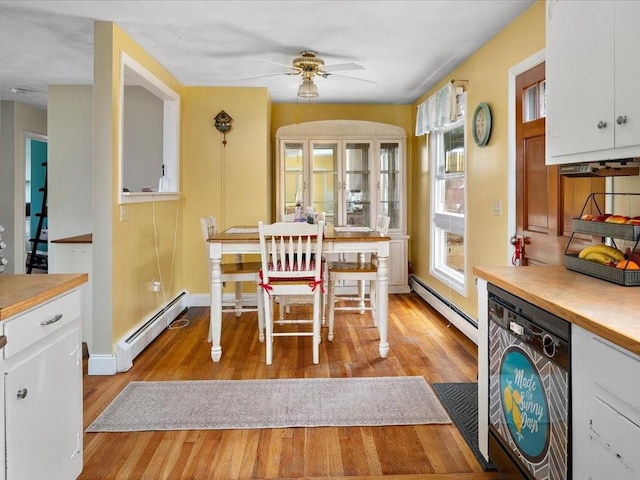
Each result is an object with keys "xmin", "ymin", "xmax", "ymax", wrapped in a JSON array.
[
  {"xmin": 200, "ymin": 217, "xmax": 264, "ymax": 342},
  {"xmin": 258, "ymin": 220, "xmax": 325, "ymax": 365},
  {"xmin": 277, "ymin": 212, "xmax": 327, "ymax": 322},
  {"xmin": 326, "ymin": 215, "xmax": 390, "ymax": 341}
]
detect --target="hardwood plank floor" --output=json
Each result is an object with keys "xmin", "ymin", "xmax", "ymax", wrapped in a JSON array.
[{"xmin": 80, "ymin": 293, "xmax": 506, "ymax": 480}]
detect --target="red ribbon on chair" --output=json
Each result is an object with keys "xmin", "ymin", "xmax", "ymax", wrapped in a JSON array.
[
  {"xmin": 309, "ymin": 279, "xmax": 324, "ymax": 293},
  {"xmin": 258, "ymin": 270, "xmax": 273, "ymax": 295}
]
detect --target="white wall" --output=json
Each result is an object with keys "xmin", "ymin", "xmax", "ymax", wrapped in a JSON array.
[
  {"xmin": 47, "ymin": 86, "xmax": 93, "ymax": 245},
  {"xmin": 122, "ymin": 85, "xmax": 163, "ymax": 192}
]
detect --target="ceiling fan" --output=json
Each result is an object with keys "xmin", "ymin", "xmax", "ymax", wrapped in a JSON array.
[{"xmin": 241, "ymin": 51, "xmax": 374, "ymax": 98}]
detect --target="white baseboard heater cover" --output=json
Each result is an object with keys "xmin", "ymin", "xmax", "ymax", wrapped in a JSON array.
[{"xmin": 115, "ymin": 290, "xmax": 189, "ymax": 372}]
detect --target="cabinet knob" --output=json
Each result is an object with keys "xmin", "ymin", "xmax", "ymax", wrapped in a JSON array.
[
  {"xmin": 597, "ymin": 121, "xmax": 607, "ymax": 129},
  {"xmin": 16, "ymin": 388, "xmax": 28, "ymax": 399},
  {"xmin": 616, "ymin": 115, "xmax": 628, "ymax": 125}
]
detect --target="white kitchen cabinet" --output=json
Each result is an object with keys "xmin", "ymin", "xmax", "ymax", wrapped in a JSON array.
[
  {"xmin": 277, "ymin": 120, "xmax": 409, "ymax": 293},
  {"xmin": 546, "ymin": 0, "xmax": 640, "ymax": 164},
  {"xmin": 51, "ymin": 237, "xmax": 93, "ymax": 352},
  {"xmin": 1, "ymin": 289, "xmax": 83, "ymax": 480},
  {"xmin": 572, "ymin": 325, "xmax": 640, "ymax": 479}
]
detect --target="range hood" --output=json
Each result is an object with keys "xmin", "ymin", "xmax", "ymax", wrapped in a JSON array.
[{"xmin": 558, "ymin": 159, "xmax": 640, "ymax": 177}]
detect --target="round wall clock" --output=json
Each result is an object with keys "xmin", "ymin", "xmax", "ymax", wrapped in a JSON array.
[{"xmin": 472, "ymin": 102, "xmax": 492, "ymax": 147}]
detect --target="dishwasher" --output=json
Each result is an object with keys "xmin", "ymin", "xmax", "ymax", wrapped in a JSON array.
[{"xmin": 487, "ymin": 283, "xmax": 571, "ymax": 480}]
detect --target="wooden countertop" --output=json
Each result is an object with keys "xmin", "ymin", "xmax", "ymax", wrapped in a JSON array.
[
  {"xmin": 0, "ymin": 274, "xmax": 88, "ymax": 320},
  {"xmin": 51, "ymin": 233, "xmax": 92, "ymax": 244},
  {"xmin": 474, "ymin": 265, "xmax": 640, "ymax": 356}
]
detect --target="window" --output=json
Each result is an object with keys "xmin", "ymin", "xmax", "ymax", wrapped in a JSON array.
[
  {"xmin": 119, "ymin": 53, "xmax": 180, "ymax": 203},
  {"xmin": 430, "ymin": 95, "xmax": 466, "ymax": 294},
  {"xmin": 523, "ymin": 79, "xmax": 546, "ymax": 122}
]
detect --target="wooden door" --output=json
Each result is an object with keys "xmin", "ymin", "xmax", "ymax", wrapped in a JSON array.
[{"xmin": 515, "ymin": 62, "xmax": 604, "ymax": 266}]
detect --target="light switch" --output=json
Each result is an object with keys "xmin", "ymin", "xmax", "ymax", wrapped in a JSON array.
[
  {"xmin": 120, "ymin": 206, "xmax": 129, "ymax": 222},
  {"xmin": 493, "ymin": 200, "xmax": 502, "ymax": 216}
]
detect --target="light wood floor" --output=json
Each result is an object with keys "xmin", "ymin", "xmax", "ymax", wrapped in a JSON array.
[{"xmin": 80, "ymin": 293, "xmax": 506, "ymax": 480}]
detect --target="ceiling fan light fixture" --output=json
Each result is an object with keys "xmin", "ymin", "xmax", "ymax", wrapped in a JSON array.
[{"xmin": 297, "ymin": 78, "xmax": 319, "ymax": 98}]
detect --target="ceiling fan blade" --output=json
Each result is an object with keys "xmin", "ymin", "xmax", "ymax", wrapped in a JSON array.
[
  {"xmin": 322, "ymin": 62, "xmax": 365, "ymax": 73},
  {"xmin": 238, "ymin": 71, "xmax": 298, "ymax": 80},
  {"xmin": 320, "ymin": 71, "xmax": 377, "ymax": 84},
  {"xmin": 255, "ymin": 59, "xmax": 301, "ymax": 71}
]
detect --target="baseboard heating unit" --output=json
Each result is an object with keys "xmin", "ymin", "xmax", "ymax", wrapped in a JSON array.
[
  {"xmin": 116, "ymin": 290, "xmax": 189, "ymax": 372},
  {"xmin": 409, "ymin": 276, "xmax": 478, "ymax": 343}
]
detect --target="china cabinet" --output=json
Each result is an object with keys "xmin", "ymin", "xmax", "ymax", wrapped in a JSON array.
[
  {"xmin": 276, "ymin": 120, "xmax": 409, "ymax": 292},
  {"xmin": 546, "ymin": 0, "xmax": 640, "ymax": 164}
]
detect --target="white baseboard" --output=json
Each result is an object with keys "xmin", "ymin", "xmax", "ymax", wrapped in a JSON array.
[
  {"xmin": 409, "ymin": 276, "xmax": 478, "ymax": 344},
  {"xmin": 87, "ymin": 354, "xmax": 117, "ymax": 375},
  {"xmin": 115, "ymin": 290, "xmax": 190, "ymax": 372}
]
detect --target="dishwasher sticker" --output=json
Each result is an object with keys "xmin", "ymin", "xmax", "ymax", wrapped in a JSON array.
[{"xmin": 499, "ymin": 346, "xmax": 550, "ymax": 463}]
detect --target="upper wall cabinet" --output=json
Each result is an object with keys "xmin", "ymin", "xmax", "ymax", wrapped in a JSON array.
[
  {"xmin": 546, "ymin": 0, "xmax": 640, "ymax": 165},
  {"xmin": 276, "ymin": 120, "xmax": 410, "ymax": 292}
]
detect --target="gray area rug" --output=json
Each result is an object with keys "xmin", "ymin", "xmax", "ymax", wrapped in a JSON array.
[{"xmin": 86, "ymin": 376, "xmax": 451, "ymax": 432}]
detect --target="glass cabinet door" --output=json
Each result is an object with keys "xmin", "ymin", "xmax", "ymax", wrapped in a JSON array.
[
  {"xmin": 345, "ymin": 143, "xmax": 372, "ymax": 226},
  {"xmin": 311, "ymin": 142, "xmax": 338, "ymax": 225},
  {"xmin": 379, "ymin": 142, "xmax": 401, "ymax": 229},
  {"xmin": 282, "ymin": 142, "xmax": 305, "ymax": 215}
]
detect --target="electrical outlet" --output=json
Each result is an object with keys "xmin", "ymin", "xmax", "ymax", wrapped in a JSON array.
[{"xmin": 120, "ymin": 205, "xmax": 129, "ymax": 222}]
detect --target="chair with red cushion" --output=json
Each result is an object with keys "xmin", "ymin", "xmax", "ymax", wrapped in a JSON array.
[
  {"xmin": 258, "ymin": 220, "xmax": 325, "ymax": 365},
  {"xmin": 326, "ymin": 215, "xmax": 390, "ymax": 341}
]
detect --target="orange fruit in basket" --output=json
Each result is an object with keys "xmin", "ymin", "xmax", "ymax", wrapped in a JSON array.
[{"xmin": 616, "ymin": 260, "xmax": 640, "ymax": 270}]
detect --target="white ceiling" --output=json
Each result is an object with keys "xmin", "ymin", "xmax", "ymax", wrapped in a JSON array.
[{"xmin": 0, "ymin": 0, "xmax": 534, "ymax": 109}]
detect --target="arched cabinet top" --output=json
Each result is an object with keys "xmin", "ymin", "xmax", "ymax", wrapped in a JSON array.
[{"xmin": 276, "ymin": 120, "xmax": 407, "ymax": 139}]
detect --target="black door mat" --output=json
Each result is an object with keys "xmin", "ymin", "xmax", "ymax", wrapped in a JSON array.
[{"xmin": 432, "ymin": 382, "xmax": 497, "ymax": 472}]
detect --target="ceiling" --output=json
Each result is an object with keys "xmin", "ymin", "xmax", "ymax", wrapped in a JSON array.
[{"xmin": 0, "ymin": 0, "xmax": 535, "ymax": 110}]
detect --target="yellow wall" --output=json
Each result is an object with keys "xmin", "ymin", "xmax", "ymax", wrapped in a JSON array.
[
  {"xmin": 94, "ymin": 22, "xmax": 185, "ymax": 350},
  {"xmin": 410, "ymin": 1, "xmax": 545, "ymax": 319},
  {"xmin": 181, "ymin": 86, "xmax": 271, "ymax": 294}
]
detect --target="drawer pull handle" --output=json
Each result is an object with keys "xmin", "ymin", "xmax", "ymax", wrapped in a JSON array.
[
  {"xmin": 17, "ymin": 388, "xmax": 28, "ymax": 399},
  {"xmin": 40, "ymin": 313, "xmax": 63, "ymax": 326},
  {"xmin": 0, "ymin": 335, "xmax": 6, "ymax": 350}
]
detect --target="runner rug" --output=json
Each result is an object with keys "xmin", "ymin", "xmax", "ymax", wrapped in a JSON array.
[{"xmin": 86, "ymin": 376, "xmax": 451, "ymax": 432}]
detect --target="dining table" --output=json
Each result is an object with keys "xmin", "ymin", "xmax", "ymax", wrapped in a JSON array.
[{"xmin": 206, "ymin": 224, "xmax": 391, "ymax": 363}]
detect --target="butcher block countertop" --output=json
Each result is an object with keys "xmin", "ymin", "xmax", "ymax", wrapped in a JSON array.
[
  {"xmin": 0, "ymin": 274, "xmax": 88, "ymax": 321},
  {"xmin": 474, "ymin": 265, "xmax": 640, "ymax": 356}
]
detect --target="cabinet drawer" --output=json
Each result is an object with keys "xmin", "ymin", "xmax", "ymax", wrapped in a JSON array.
[
  {"xmin": 2, "ymin": 289, "xmax": 80, "ymax": 359},
  {"xmin": 587, "ymin": 332, "xmax": 640, "ymax": 414},
  {"xmin": 589, "ymin": 395, "xmax": 640, "ymax": 479}
]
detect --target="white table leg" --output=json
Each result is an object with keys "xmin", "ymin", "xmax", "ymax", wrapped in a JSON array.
[
  {"xmin": 210, "ymin": 256, "xmax": 223, "ymax": 362},
  {"xmin": 376, "ymin": 254, "xmax": 389, "ymax": 359},
  {"xmin": 357, "ymin": 251, "xmax": 366, "ymax": 313}
]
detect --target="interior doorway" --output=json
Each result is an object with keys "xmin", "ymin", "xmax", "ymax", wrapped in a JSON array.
[{"xmin": 24, "ymin": 135, "xmax": 48, "ymax": 273}]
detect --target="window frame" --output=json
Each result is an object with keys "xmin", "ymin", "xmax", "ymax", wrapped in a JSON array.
[{"xmin": 429, "ymin": 96, "xmax": 467, "ymax": 295}]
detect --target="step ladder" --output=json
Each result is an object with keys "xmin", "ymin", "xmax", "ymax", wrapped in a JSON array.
[{"xmin": 27, "ymin": 162, "xmax": 48, "ymax": 274}]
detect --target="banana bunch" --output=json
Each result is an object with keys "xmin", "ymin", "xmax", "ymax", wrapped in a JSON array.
[{"xmin": 578, "ymin": 244, "xmax": 625, "ymax": 265}]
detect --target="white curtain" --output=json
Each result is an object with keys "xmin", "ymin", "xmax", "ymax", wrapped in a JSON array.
[{"xmin": 415, "ymin": 82, "xmax": 458, "ymax": 136}]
